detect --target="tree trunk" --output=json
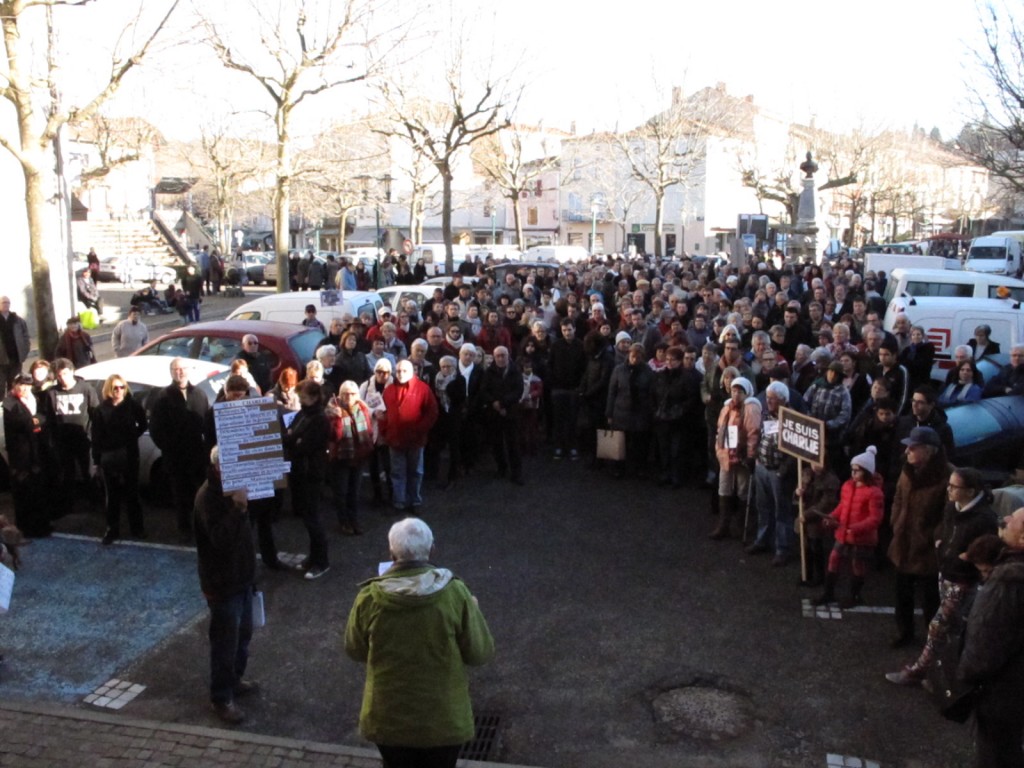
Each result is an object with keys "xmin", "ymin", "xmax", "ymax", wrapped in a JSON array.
[
  {"xmin": 273, "ymin": 105, "xmax": 292, "ymax": 294},
  {"xmin": 654, "ymin": 190, "xmax": 665, "ymax": 259},
  {"xmin": 24, "ymin": 158, "xmax": 59, "ymax": 357},
  {"xmin": 339, "ymin": 208, "xmax": 348, "ymax": 252},
  {"xmin": 440, "ymin": 164, "xmax": 454, "ymax": 274},
  {"xmin": 511, "ymin": 192, "xmax": 524, "ymax": 249}
]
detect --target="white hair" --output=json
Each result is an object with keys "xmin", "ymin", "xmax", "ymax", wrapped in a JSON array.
[{"xmin": 389, "ymin": 517, "xmax": 433, "ymax": 562}]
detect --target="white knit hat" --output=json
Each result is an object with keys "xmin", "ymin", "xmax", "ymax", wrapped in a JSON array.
[
  {"xmin": 731, "ymin": 377, "xmax": 753, "ymax": 397},
  {"xmin": 615, "ymin": 331, "xmax": 631, "ymax": 345},
  {"xmin": 851, "ymin": 445, "xmax": 877, "ymax": 475}
]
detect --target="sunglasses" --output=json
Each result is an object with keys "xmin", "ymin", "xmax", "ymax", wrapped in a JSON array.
[{"xmin": 112, "ymin": 385, "xmax": 126, "ymax": 391}]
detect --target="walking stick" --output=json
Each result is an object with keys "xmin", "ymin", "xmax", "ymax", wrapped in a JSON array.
[
  {"xmin": 798, "ymin": 459, "xmax": 808, "ymax": 584},
  {"xmin": 742, "ymin": 472, "xmax": 755, "ymax": 545}
]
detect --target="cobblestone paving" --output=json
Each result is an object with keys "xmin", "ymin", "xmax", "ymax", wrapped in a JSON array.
[{"xmin": 0, "ymin": 701, "xmax": 535, "ymax": 768}]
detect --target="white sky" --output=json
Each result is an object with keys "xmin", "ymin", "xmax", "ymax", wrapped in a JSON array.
[{"xmin": 47, "ymin": 0, "xmax": 991, "ymax": 143}]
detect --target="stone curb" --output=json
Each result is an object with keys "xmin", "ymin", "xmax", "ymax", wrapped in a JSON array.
[{"xmin": 0, "ymin": 699, "xmax": 543, "ymax": 768}]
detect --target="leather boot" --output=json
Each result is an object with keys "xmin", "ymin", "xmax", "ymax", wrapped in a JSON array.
[
  {"xmin": 709, "ymin": 496, "xmax": 734, "ymax": 540},
  {"xmin": 811, "ymin": 571, "xmax": 838, "ymax": 606},
  {"xmin": 840, "ymin": 576, "xmax": 865, "ymax": 609}
]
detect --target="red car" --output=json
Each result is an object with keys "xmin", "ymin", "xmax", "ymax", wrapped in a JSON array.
[{"xmin": 132, "ymin": 320, "xmax": 322, "ymax": 383}]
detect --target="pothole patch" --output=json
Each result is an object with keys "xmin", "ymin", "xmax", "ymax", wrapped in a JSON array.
[{"xmin": 651, "ymin": 684, "xmax": 752, "ymax": 741}]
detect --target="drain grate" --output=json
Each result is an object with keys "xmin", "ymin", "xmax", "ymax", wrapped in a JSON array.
[{"xmin": 459, "ymin": 712, "xmax": 501, "ymax": 761}]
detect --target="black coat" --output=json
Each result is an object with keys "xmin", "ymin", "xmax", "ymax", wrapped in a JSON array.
[
  {"xmin": 606, "ymin": 362, "xmax": 654, "ymax": 432},
  {"xmin": 90, "ymin": 395, "xmax": 147, "ymax": 464},
  {"xmin": 481, "ymin": 362, "xmax": 524, "ymax": 417},
  {"xmin": 2, "ymin": 394, "xmax": 46, "ymax": 473},
  {"xmin": 149, "ymin": 382, "xmax": 209, "ymax": 461},
  {"xmin": 282, "ymin": 403, "xmax": 329, "ymax": 481},
  {"xmin": 958, "ymin": 550, "xmax": 1024, "ymax": 732},
  {"xmin": 937, "ymin": 500, "xmax": 998, "ymax": 583},
  {"xmin": 194, "ymin": 469, "xmax": 256, "ymax": 600}
]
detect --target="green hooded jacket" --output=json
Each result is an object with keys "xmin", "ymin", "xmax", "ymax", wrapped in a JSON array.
[{"xmin": 344, "ymin": 564, "xmax": 495, "ymax": 747}]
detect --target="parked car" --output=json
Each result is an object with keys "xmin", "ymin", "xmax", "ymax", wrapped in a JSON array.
[
  {"xmin": 227, "ymin": 251, "xmax": 274, "ymax": 285},
  {"xmin": 377, "ymin": 284, "xmax": 438, "ymax": 312},
  {"xmin": 227, "ymin": 290, "xmax": 382, "ymax": 326},
  {"xmin": 0, "ymin": 357, "xmax": 229, "ymax": 492},
  {"xmin": 72, "ymin": 255, "xmax": 177, "ymax": 285},
  {"xmin": 132, "ymin": 320, "xmax": 322, "ymax": 383}
]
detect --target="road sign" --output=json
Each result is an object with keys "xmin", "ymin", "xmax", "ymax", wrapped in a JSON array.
[
  {"xmin": 402, "ymin": 238, "xmax": 413, "ymax": 255},
  {"xmin": 777, "ymin": 407, "xmax": 826, "ymax": 466}
]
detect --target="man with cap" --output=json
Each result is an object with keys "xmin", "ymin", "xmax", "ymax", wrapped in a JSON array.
[
  {"xmin": 111, "ymin": 306, "xmax": 149, "ymax": 357},
  {"xmin": 746, "ymin": 381, "xmax": 797, "ymax": 565},
  {"xmin": 53, "ymin": 316, "xmax": 96, "ymax": 369},
  {"xmin": 893, "ymin": 385, "xmax": 954, "ymax": 459},
  {"xmin": 888, "ymin": 426, "xmax": 954, "ymax": 648}
]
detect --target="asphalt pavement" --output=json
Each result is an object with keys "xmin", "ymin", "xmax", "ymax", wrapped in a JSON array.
[{"xmin": 1, "ymin": 281, "xmax": 977, "ymax": 768}]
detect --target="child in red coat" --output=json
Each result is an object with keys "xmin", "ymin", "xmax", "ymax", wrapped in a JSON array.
[{"xmin": 812, "ymin": 446, "xmax": 885, "ymax": 608}]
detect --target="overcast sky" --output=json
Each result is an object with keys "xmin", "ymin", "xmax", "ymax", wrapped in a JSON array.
[{"xmin": 53, "ymin": 0, "xmax": 992, "ymax": 143}]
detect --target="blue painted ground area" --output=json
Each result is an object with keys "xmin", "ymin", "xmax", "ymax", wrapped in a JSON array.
[{"xmin": 0, "ymin": 536, "xmax": 204, "ymax": 700}]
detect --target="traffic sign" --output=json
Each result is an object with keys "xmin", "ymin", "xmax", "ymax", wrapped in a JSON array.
[{"xmin": 402, "ymin": 239, "xmax": 413, "ymax": 255}]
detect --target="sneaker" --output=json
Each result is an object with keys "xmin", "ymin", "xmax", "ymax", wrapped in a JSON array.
[
  {"xmin": 233, "ymin": 679, "xmax": 260, "ymax": 698},
  {"xmin": 304, "ymin": 566, "xmax": 330, "ymax": 581},
  {"xmin": 569, "ymin": 449, "xmax": 579, "ymax": 461},
  {"xmin": 211, "ymin": 701, "xmax": 245, "ymax": 724},
  {"xmin": 885, "ymin": 668, "xmax": 922, "ymax": 686},
  {"xmin": 553, "ymin": 449, "xmax": 563, "ymax": 460}
]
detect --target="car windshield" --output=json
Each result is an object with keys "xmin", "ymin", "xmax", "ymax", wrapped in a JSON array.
[
  {"xmin": 288, "ymin": 329, "xmax": 323, "ymax": 366},
  {"xmin": 970, "ymin": 247, "xmax": 1007, "ymax": 261}
]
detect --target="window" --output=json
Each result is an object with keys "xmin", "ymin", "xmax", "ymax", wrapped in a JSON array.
[
  {"xmin": 289, "ymin": 330, "xmax": 323, "ymax": 366},
  {"xmin": 904, "ymin": 281, "xmax": 973, "ymax": 298},
  {"xmin": 141, "ymin": 335, "xmax": 196, "ymax": 359},
  {"xmin": 198, "ymin": 335, "xmax": 244, "ymax": 366},
  {"xmin": 527, "ymin": 207, "xmax": 538, "ymax": 225},
  {"xmin": 568, "ymin": 192, "xmax": 582, "ymax": 211},
  {"xmin": 987, "ymin": 285, "xmax": 1024, "ymax": 301}
]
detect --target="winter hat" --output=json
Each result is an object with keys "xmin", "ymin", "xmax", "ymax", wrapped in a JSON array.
[
  {"xmin": 851, "ymin": 445, "xmax": 877, "ymax": 475},
  {"xmin": 731, "ymin": 377, "xmax": 753, "ymax": 397},
  {"xmin": 615, "ymin": 331, "xmax": 632, "ymax": 345},
  {"xmin": 901, "ymin": 426, "xmax": 941, "ymax": 449},
  {"xmin": 827, "ymin": 361, "xmax": 845, "ymax": 375}
]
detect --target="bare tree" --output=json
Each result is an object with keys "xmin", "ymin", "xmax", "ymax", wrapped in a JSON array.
[
  {"xmin": 202, "ymin": 0, "xmax": 405, "ymax": 293},
  {"xmin": 0, "ymin": 0, "xmax": 179, "ymax": 355},
  {"xmin": 184, "ymin": 124, "xmax": 269, "ymax": 253},
  {"xmin": 959, "ymin": 4, "xmax": 1024, "ymax": 194},
  {"xmin": 474, "ymin": 125, "xmax": 559, "ymax": 249},
  {"xmin": 615, "ymin": 85, "xmax": 739, "ymax": 258},
  {"xmin": 292, "ymin": 118, "xmax": 388, "ymax": 252},
  {"xmin": 376, "ymin": 42, "xmax": 516, "ymax": 274},
  {"xmin": 71, "ymin": 115, "xmax": 160, "ymax": 187}
]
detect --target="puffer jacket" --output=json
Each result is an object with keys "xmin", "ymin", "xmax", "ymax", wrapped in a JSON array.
[
  {"xmin": 936, "ymin": 499, "xmax": 998, "ymax": 584},
  {"xmin": 888, "ymin": 456, "xmax": 953, "ymax": 575},
  {"xmin": 829, "ymin": 474, "xmax": 885, "ymax": 547}
]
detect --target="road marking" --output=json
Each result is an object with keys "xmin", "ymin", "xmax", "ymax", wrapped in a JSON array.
[
  {"xmin": 827, "ymin": 754, "xmax": 880, "ymax": 768},
  {"xmin": 53, "ymin": 533, "xmax": 194, "ymax": 553},
  {"xmin": 84, "ymin": 678, "xmax": 145, "ymax": 710},
  {"xmin": 802, "ymin": 598, "xmax": 842, "ymax": 620}
]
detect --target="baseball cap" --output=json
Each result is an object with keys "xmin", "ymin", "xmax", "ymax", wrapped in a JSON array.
[{"xmin": 900, "ymin": 426, "xmax": 941, "ymax": 448}]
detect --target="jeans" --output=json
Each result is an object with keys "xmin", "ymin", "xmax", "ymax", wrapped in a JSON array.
[
  {"xmin": 390, "ymin": 446, "xmax": 424, "ymax": 508},
  {"xmin": 207, "ymin": 588, "xmax": 253, "ymax": 705},
  {"xmin": 752, "ymin": 463, "xmax": 794, "ymax": 555},
  {"xmin": 550, "ymin": 389, "xmax": 579, "ymax": 452},
  {"xmin": 330, "ymin": 460, "xmax": 364, "ymax": 526}
]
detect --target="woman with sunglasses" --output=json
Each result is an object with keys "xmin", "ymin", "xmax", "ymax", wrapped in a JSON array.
[{"xmin": 91, "ymin": 374, "xmax": 148, "ymax": 545}]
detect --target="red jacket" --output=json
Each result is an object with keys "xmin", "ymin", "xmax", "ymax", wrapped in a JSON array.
[
  {"xmin": 829, "ymin": 475, "xmax": 885, "ymax": 547},
  {"xmin": 379, "ymin": 377, "xmax": 438, "ymax": 450}
]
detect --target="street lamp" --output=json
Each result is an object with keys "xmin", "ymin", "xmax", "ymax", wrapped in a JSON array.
[
  {"xmin": 590, "ymin": 196, "xmax": 603, "ymax": 255},
  {"xmin": 355, "ymin": 174, "xmax": 391, "ymax": 289}
]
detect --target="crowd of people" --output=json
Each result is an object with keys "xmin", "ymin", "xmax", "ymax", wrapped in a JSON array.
[{"xmin": 3, "ymin": 248, "xmax": 1024, "ymax": 764}]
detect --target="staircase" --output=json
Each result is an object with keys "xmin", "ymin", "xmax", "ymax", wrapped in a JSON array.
[{"xmin": 71, "ymin": 219, "xmax": 182, "ymax": 265}]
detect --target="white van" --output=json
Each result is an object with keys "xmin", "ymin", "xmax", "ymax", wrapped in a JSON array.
[
  {"xmin": 882, "ymin": 295, "xmax": 1024, "ymax": 382},
  {"xmin": 882, "ymin": 268, "xmax": 1024, "ymax": 312},
  {"xmin": 227, "ymin": 290, "xmax": 383, "ymax": 326},
  {"xmin": 411, "ymin": 244, "xmax": 473, "ymax": 276},
  {"xmin": 523, "ymin": 245, "xmax": 588, "ymax": 264},
  {"xmin": 964, "ymin": 235, "xmax": 1024, "ymax": 275}
]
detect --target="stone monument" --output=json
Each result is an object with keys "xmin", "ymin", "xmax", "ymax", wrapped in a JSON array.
[{"xmin": 789, "ymin": 151, "xmax": 819, "ymax": 262}]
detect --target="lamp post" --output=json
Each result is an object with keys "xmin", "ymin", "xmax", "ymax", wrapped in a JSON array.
[
  {"xmin": 590, "ymin": 195, "xmax": 603, "ymax": 256},
  {"xmin": 490, "ymin": 202, "xmax": 496, "ymax": 244}
]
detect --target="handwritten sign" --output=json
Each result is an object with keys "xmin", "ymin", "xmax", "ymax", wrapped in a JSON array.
[
  {"xmin": 777, "ymin": 407, "xmax": 826, "ymax": 466},
  {"xmin": 214, "ymin": 397, "xmax": 289, "ymax": 499}
]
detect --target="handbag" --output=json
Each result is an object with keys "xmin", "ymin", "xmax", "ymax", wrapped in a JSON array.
[
  {"xmin": 596, "ymin": 429, "xmax": 626, "ymax": 461},
  {"xmin": 926, "ymin": 612, "xmax": 977, "ymax": 723},
  {"xmin": 0, "ymin": 561, "xmax": 14, "ymax": 614}
]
